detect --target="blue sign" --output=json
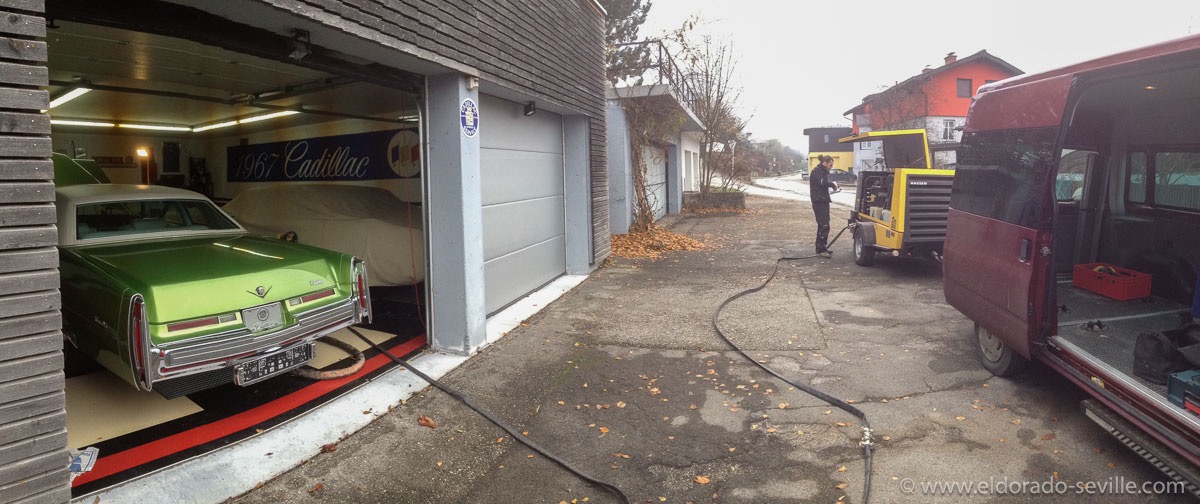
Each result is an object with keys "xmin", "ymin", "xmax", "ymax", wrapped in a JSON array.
[
  {"xmin": 227, "ymin": 128, "xmax": 420, "ymax": 182},
  {"xmin": 460, "ymin": 98, "xmax": 479, "ymax": 138}
]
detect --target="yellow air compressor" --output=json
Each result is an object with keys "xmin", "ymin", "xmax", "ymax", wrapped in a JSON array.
[{"xmin": 838, "ymin": 129, "xmax": 955, "ymax": 266}]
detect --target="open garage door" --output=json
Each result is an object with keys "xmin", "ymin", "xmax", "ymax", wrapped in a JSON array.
[
  {"xmin": 480, "ymin": 95, "xmax": 566, "ymax": 314},
  {"xmin": 42, "ymin": 18, "xmax": 430, "ymax": 496},
  {"xmin": 644, "ymin": 144, "xmax": 668, "ymax": 221}
]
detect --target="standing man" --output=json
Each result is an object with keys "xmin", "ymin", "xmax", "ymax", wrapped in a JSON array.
[{"xmin": 809, "ymin": 155, "xmax": 839, "ymax": 255}]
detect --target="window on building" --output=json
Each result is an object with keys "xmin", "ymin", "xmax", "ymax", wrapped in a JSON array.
[
  {"xmin": 942, "ymin": 119, "xmax": 956, "ymax": 140},
  {"xmin": 957, "ymin": 78, "xmax": 973, "ymax": 98},
  {"xmin": 824, "ymin": 134, "xmax": 830, "ymax": 143}
]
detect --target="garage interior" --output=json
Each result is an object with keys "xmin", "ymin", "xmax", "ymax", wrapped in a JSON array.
[{"xmin": 44, "ymin": 15, "xmax": 430, "ymax": 496}]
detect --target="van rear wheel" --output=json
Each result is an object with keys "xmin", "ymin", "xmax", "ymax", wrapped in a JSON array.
[
  {"xmin": 973, "ymin": 323, "xmax": 1028, "ymax": 376},
  {"xmin": 853, "ymin": 226, "xmax": 875, "ymax": 266}
]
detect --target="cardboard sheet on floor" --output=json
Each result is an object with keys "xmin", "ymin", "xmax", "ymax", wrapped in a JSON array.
[
  {"xmin": 307, "ymin": 326, "xmax": 395, "ymax": 369},
  {"xmin": 65, "ymin": 371, "xmax": 202, "ymax": 449}
]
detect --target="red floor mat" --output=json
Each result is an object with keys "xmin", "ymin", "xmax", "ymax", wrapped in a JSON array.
[{"xmin": 70, "ymin": 332, "xmax": 424, "ymax": 496}]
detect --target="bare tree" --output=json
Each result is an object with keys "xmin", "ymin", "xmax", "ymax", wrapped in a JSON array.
[{"xmin": 671, "ymin": 33, "xmax": 746, "ymax": 196}]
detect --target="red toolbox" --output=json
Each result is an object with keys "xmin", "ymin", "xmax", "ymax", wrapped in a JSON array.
[{"xmin": 1072, "ymin": 263, "xmax": 1152, "ymax": 300}]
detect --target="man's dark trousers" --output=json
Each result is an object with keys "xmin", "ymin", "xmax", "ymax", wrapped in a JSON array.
[{"xmin": 813, "ymin": 201, "xmax": 830, "ymax": 253}]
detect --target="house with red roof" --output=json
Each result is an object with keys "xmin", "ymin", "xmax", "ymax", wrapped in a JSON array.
[{"xmin": 843, "ymin": 50, "xmax": 1022, "ymax": 168}]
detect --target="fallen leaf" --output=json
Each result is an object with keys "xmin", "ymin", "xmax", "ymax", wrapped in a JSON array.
[
  {"xmin": 778, "ymin": 402, "xmax": 789, "ymax": 409},
  {"xmin": 694, "ymin": 475, "xmax": 711, "ymax": 485},
  {"xmin": 1011, "ymin": 419, "xmax": 1022, "ymax": 425},
  {"xmin": 320, "ymin": 444, "xmax": 337, "ymax": 453},
  {"xmin": 307, "ymin": 483, "xmax": 324, "ymax": 494},
  {"xmin": 955, "ymin": 416, "xmax": 966, "ymax": 421},
  {"xmin": 1040, "ymin": 433, "xmax": 1057, "ymax": 441},
  {"xmin": 436, "ymin": 461, "xmax": 443, "ymax": 467},
  {"xmin": 497, "ymin": 437, "xmax": 504, "ymax": 443},
  {"xmin": 599, "ymin": 427, "xmax": 610, "ymax": 434},
  {"xmin": 835, "ymin": 483, "xmax": 849, "ymax": 489},
  {"xmin": 838, "ymin": 466, "xmax": 847, "ymax": 472},
  {"xmin": 690, "ymin": 404, "xmax": 698, "ymax": 410},
  {"xmin": 418, "ymin": 415, "xmax": 438, "ymax": 429},
  {"xmin": 617, "ymin": 401, "xmax": 627, "ymax": 408}
]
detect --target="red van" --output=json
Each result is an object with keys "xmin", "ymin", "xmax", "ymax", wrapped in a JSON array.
[{"xmin": 944, "ymin": 33, "xmax": 1200, "ymax": 491}]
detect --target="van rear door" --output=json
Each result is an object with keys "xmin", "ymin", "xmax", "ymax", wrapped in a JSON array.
[{"xmin": 944, "ymin": 76, "xmax": 1073, "ymax": 359}]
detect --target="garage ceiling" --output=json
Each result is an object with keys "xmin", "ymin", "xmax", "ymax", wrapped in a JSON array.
[{"xmin": 45, "ymin": 21, "xmax": 418, "ymax": 134}]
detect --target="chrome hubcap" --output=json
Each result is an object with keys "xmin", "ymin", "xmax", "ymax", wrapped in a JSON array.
[{"xmin": 978, "ymin": 327, "xmax": 1005, "ymax": 362}]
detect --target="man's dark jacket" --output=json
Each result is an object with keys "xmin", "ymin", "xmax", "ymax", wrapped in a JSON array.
[{"xmin": 809, "ymin": 165, "xmax": 837, "ymax": 203}]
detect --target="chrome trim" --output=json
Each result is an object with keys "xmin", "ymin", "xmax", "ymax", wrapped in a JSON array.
[
  {"xmin": 130, "ymin": 293, "xmax": 154, "ymax": 391},
  {"xmin": 1050, "ymin": 336, "xmax": 1200, "ymax": 431},
  {"xmin": 149, "ymin": 297, "xmax": 357, "ymax": 382},
  {"xmin": 354, "ymin": 258, "xmax": 372, "ymax": 324}
]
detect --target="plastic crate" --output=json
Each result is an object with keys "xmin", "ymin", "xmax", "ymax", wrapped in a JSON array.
[
  {"xmin": 1072, "ymin": 263, "xmax": 1152, "ymax": 300},
  {"xmin": 1168, "ymin": 370, "xmax": 1200, "ymax": 413}
]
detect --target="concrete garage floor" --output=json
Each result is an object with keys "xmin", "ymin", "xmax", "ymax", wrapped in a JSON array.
[{"xmin": 230, "ymin": 192, "xmax": 1193, "ymax": 504}]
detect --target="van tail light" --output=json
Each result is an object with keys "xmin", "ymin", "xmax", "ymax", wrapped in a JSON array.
[
  {"xmin": 130, "ymin": 294, "xmax": 153, "ymax": 391},
  {"xmin": 353, "ymin": 259, "xmax": 372, "ymax": 323}
]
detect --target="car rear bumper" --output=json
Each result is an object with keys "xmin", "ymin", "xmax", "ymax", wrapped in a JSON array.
[{"xmin": 149, "ymin": 298, "xmax": 360, "ymax": 386}]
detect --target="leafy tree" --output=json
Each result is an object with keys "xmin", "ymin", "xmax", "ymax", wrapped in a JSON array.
[{"xmin": 599, "ymin": 0, "xmax": 653, "ymax": 84}]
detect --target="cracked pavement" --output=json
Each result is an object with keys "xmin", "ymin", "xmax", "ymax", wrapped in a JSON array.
[{"xmin": 231, "ymin": 194, "xmax": 1193, "ymax": 504}]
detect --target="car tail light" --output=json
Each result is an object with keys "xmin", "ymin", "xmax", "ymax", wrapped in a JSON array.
[
  {"xmin": 353, "ymin": 259, "xmax": 372, "ymax": 323},
  {"xmin": 130, "ymin": 294, "xmax": 152, "ymax": 390}
]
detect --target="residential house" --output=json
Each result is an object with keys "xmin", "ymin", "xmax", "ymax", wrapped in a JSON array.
[
  {"xmin": 606, "ymin": 40, "xmax": 705, "ymax": 232},
  {"xmin": 802, "ymin": 126, "xmax": 854, "ymax": 171},
  {"xmin": 843, "ymin": 51, "xmax": 1022, "ymax": 168}
]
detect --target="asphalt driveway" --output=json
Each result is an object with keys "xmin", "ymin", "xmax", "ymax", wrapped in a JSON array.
[{"xmin": 231, "ymin": 192, "xmax": 1192, "ymax": 504}]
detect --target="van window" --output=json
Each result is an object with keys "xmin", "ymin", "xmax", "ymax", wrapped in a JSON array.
[
  {"xmin": 1056, "ymin": 150, "xmax": 1095, "ymax": 202},
  {"xmin": 951, "ymin": 128, "xmax": 1057, "ymax": 228},
  {"xmin": 1125, "ymin": 148, "xmax": 1200, "ymax": 211}
]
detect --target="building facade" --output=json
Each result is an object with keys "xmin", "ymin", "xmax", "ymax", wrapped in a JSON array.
[
  {"xmin": 844, "ymin": 51, "xmax": 1022, "ymax": 168},
  {"xmin": 1, "ymin": 1, "xmax": 608, "ymax": 502}
]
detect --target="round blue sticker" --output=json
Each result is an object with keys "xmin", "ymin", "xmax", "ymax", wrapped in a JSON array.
[{"xmin": 460, "ymin": 98, "xmax": 479, "ymax": 138}]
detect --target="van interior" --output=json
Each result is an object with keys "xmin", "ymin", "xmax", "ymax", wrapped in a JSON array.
[{"xmin": 1051, "ymin": 61, "xmax": 1200, "ymax": 405}]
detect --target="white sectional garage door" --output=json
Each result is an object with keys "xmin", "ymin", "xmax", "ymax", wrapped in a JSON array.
[
  {"xmin": 644, "ymin": 145, "xmax": 668, "ymax": 221},
  {"xmin": 480, "ymin": 95, "xmax": 566, "ymax": 314}
]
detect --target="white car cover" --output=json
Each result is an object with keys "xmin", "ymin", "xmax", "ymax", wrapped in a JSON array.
[{"xmin": 223, "ymin": 184, "xmax": 425, "ymax": 286}]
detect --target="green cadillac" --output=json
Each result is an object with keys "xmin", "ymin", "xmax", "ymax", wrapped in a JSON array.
[{"xmin": 56, "ymin": 183, "xmax": 372, "ymax": 398}]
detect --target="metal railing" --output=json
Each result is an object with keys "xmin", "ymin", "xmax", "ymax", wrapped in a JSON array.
[{"xmin": 608, "ymin": 40, "xmax": 698, "ymax": 107}]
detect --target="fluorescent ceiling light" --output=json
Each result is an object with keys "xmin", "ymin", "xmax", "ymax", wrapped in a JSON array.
[
  {"xmin": 238, "ymin": 110, "xmax": 300, "ymax": 124},
  {"xmin": 48, "ymin": 87, "xmax": 91, "ymax": 109},
  {"xmin": 192, "ymin": 120, "xmax": 239, "ymax": 132},
  {"xmin": 50, "ymin": 119, "xmax": 114, "ymax": 127},
  {"xmin": 118, "ymin": 123, "xmax": 192, "ymax": 132}
]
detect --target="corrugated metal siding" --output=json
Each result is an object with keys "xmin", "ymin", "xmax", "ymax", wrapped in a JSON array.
[
  {"xmin": 277, "ymin": 0, "xmax": 610, "ymax": 263},
  {"xmin": 0, "ymin": 3, "xmax": 71, "ymax": 504}
]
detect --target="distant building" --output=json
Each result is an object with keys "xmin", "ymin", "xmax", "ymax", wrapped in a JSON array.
[
  {"xmin": 843, "ymin": 50, "xmax": 1022, "ymax": 169},
  {"xmin": 802, "ymin": 126, "xmax": 854, "ymax": 171}
]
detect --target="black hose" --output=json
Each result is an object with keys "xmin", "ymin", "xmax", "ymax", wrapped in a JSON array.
[
  {"xmin": 349, "ymin": 327, "xmax": 633, "ymax": 504},
  {"xmin": 711, "ymin": 224, "xmax": 875, "ymax": 503}
]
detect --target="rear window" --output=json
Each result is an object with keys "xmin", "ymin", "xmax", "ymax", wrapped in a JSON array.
[
  {"xmin": 951, "ymin": 128, "xmax": 1058, "ymax": 228},
  {"xmin": 1126, "ymin": 147, "xmax": 1200, "ymax": 212},
  {"xmin": 75, "ymin": 199, "xmax": 239, "ymax": 240}
]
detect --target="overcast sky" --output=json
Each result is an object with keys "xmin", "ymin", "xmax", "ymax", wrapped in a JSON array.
[{"xmin": 638, "ymin": 1, "xmax": 1198, "ymax": 151}]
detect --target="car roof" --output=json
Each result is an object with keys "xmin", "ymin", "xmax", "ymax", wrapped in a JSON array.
[{"xmin": 56, "ymin": 183, "xmax": 210, "ymax": 206}]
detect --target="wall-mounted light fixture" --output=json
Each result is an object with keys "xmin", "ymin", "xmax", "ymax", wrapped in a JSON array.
[
  {"xmin": 136, "ymin": 147, "xmax": 149, "ymax": 158},
  {"xmin": 238, "ymin": 110, "xmax": 300, "ymax": 124},
  {"xmin": 118, "ymin": 123, "xmax": 192, "ymax": 132},
  {"xmin": 50, "ymin": 119, "xmax": 114, "ymax": 128},
  {"xmin": 48, "ymin": 86, "xmax": 91, "ymax": 110},
  {"xmin": 523, "ymin": 101, "xmax": 537, "ymax": 117}
]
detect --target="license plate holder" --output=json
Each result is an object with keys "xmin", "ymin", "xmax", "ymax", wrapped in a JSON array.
[
  {"xmin": 242, "ymin": 302, "xmax": 283, "ymax": 332},
  {"xmin": 235, "ymin": 342, "xmax": 314, "ymax": 386}
]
